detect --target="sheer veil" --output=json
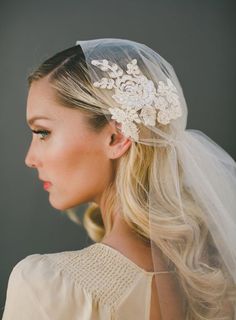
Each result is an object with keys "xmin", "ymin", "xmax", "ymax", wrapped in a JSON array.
[{"xmin": 76, "ymin": 38, "xmax": 236, "ymax": 319}]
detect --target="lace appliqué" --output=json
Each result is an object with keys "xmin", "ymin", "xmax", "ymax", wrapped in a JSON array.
[{"xmin": 91, "ymin": 59, "xmax": 182, "ymax": 141}]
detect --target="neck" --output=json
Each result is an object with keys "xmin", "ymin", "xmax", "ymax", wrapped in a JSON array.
[{"xmin": 98, "ymin": 200, "xmax": 171, "ymax": 272}]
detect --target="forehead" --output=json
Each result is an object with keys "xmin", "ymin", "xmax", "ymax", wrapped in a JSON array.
[
  {"xmin": 27, "ymin": 77, "xmax": 59, "ymax": 115},
  {"xmin": 27, "ymin": 77, "xmax": 71, "ymax": 120},
  {"xmin": 26, "ymin": 77, "xmax": 89, "ymax": 127}
]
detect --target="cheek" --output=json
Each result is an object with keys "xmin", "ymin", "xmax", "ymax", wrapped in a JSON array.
[
  {"xmin": 46, "ymin": 138, "xmax": 112, "ymax": 207},
  {"xmin": 48, "ymin": 139, "xmax": 92, "ymax": 179},
  {"xmin": 64, "ymin": 142, "xmax": 110, "ymax": 189}
]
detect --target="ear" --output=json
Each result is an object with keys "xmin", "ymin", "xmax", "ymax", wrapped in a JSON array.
[{"xmin": 106, "ymin": 120, "xmax": 132, "ymax": 159}]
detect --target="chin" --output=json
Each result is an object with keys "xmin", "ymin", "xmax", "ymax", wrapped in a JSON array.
[
  {"xmin": 48, "ymin": 196, "xmax": 71, "ymax": 211},
  {"xmin": 48, "ymin": 195, "xmax": 89, "ymax": 212}
]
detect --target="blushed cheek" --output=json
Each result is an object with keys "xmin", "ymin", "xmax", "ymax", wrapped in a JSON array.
[
  {"xmin": 49, "ymin": 143, "xmax": 91, "ymax": 189},
  {"xmin": 74, "ymin": 154, "xmax": 110, "ymax": 200},
  {"xmin": 46, "ymin": 137, "xmax": 110, "ymax": 207}
]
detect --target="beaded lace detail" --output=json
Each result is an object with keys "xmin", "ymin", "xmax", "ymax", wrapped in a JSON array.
[
  {"xmin": 45, "ymin": 243, "xmax": 153, "ymax": 313},
  {"xmin": 91, "ymin": 58, "xmax": 182, "ymax": 141}
]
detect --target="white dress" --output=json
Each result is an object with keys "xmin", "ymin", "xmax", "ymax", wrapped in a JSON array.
[{"xmin": 2, "ymin": 243, "xmax": 161, "ymax": 320}]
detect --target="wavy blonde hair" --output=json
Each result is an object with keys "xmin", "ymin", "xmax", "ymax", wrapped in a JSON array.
[{"xmin": 27, "ymin": 45, "xmax": 236, "ymax": 319}]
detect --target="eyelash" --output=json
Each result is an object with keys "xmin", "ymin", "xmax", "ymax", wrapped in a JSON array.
[{"xmin": 31, "ymin": 129, "xmax": 50, "ymax": 141}]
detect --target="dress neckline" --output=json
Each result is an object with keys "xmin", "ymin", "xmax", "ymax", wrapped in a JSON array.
[{"xmin": 94, "ymin": 242, "xmax": 174, "ymax": 276}]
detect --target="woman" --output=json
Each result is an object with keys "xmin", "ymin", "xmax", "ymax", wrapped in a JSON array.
[{"xmin": 2, "ymin": 38, "xmax": 236, "ymax": 319}]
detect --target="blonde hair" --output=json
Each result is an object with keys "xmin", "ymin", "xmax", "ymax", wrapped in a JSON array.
[{"xmin": 27, "ymin": 45, "xmax": 236, "ymax": 319}]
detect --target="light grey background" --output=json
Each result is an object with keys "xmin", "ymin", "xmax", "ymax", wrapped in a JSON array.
[{"xmin": 0, "ymin": 0, "xmax": 235, "ymax": 316}]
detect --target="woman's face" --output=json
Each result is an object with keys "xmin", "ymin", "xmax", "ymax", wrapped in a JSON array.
[{"xmin": 25, "ymin": 77, "xmax": 117, "ymax": 211}]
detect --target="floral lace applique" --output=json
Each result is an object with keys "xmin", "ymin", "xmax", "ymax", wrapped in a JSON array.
[{"xmin": 91, "ymin": 59, "xmax": 182, "ymax": 141}]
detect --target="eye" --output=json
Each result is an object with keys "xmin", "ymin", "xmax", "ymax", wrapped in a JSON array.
[{"xmin": 31, "ymin": 129, "xmax": 50, "ymax": 141}]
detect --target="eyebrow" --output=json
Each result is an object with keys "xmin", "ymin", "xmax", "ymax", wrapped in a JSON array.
[{"xmin": 27, "ymin": 116, "xmax": 52, "ymax": 126}]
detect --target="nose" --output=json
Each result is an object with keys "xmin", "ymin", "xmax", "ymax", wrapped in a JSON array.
[{"xmin": 24, "ymin": 143, "xmax": 40, "ymax": 168}]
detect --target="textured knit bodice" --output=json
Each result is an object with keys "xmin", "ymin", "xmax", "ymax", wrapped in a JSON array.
[{"xmin": 2, "ymin": 243, "xmax": 165, "ymax": 320}]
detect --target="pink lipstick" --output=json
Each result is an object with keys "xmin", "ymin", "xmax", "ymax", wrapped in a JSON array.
[{"xmin": 43, "ymin": 182, "xmax": 52, "ymax": 190}]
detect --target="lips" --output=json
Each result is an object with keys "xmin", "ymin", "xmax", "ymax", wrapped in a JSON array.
[
  {"xmin": 43, "ymin": 181, "xmax": 52, "ymax": 190},
  {"xmin": 38, "ymin": 176, "xmax": 52, "ymax": 190}
]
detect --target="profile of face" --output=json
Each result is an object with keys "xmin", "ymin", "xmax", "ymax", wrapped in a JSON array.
[{"xmin": 25, "ymin": 76, "xmax": 131, "ymax": 211}]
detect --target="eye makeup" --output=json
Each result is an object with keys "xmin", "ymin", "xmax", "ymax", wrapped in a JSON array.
[{"xmin": 31, "ymin": 129, "xmax": 50, "ymax": 140}]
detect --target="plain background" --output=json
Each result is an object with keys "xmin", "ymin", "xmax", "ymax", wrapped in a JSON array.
[{"xmin": 0, "ymin": 0, "xmax": 235, "ymax": 316}]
